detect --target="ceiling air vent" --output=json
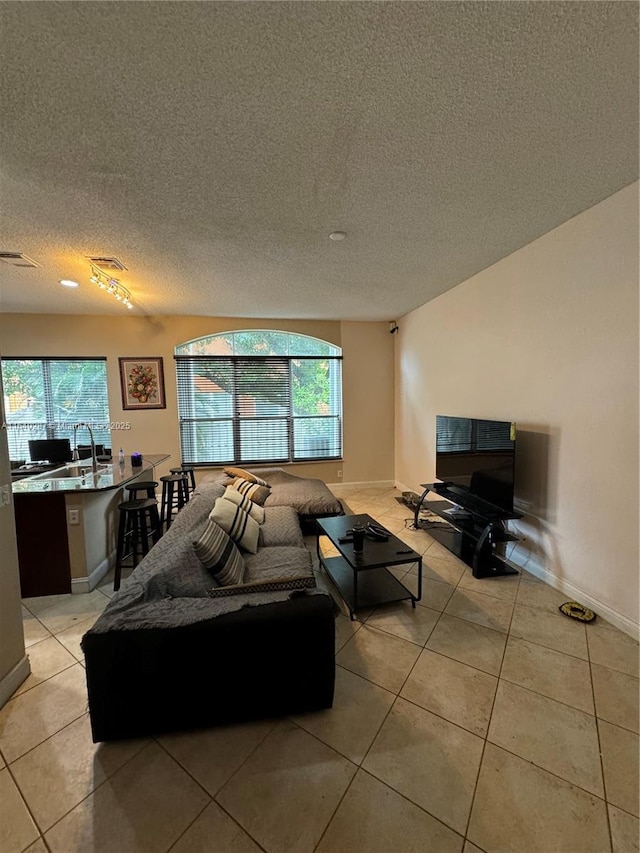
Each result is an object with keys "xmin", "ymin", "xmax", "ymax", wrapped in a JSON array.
[
  {"xmin": 0, "ymin": 252, "xmax": 41, "ymax": 268},
  {"xmin": 86, "ymin": 256, "xmax": 127, "ymax": 271}
]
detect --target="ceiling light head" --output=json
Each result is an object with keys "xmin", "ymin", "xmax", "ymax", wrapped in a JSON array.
[
  {"xmin": 59, "ymin": 279, "xmax": 79, "ymax": 288},
  {"xmin": 89, "ymin": 261, "xmax": 133, "ymax": 309},
  {"xmin": 329, "ymin": 231, "xmax": 346, "ymax": 241}
]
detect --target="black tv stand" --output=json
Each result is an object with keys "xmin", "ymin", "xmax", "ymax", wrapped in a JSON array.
[{"xmin": 413, "ymin": 483, "xmax": 521, "ymax": 579}]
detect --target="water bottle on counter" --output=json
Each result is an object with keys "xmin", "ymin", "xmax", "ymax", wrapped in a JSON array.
[{"xmin": 118, "ymin": 447, "xmax": 125, "ymax": 466}]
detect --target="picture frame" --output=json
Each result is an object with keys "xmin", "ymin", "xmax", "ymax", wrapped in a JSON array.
[{"xmin": 118, "ymin": 357, "xmax": 166, "ymax": 410}]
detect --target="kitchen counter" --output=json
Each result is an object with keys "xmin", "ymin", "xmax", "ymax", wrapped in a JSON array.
[
  {"xmin": 13, "ymin": 453, "xmax": 171, "ymax": 597},
  {"xmin": 12, "ymin": 454, "xmax": 170, "ymax": 494}
]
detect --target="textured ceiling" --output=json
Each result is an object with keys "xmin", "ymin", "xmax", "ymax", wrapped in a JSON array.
[{"xmin": 0, "ymin": 1, "xmax": 637, "ymax": 320}]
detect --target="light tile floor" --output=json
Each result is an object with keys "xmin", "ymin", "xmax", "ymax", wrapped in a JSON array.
[{"xmin": 1, "ymin": 484, "xmax": 638, "ymax": 853}]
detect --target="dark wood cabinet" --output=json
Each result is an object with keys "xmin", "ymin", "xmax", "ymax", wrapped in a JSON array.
[{"xmin": 14, "ymin": 493, "xmax": 72, "ymax": 597}]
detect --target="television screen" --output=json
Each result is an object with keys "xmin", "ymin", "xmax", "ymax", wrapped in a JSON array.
[
  {"xmin": 435, "ymin": 416, "xmax": 516, "ymax": 512},
  {"xmin": 28, "ymin": 438, "xmax": 72, "ymax": 465}
]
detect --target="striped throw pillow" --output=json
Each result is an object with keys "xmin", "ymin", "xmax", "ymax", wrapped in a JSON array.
[
  {"xmin": 193, "ymin": 519, "xmax": 245, "ymax": 586},
  {"xmin": 223, "ymin": 485, "xmax": 265, "ymax": 523},
  {"xmin": 223, "ymin": 466, "xmax": 270, "ymax": 487},
  {"xmin": 210, "ymin": 497, "xmax": 260, "ymax": 554},
  {"xmin": 231, "ymin": 477, "xmax": 271, "ymax": 506}
]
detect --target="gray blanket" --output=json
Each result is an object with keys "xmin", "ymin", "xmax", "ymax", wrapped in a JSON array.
[{"xmin": 87, "ymin": 484, "xmax": 319, "ymax": 636}]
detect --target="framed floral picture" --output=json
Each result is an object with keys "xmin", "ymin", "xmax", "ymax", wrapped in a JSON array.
[{"xmin": 118, "ymin": 357, "xmax": 166, "ymax": 410}]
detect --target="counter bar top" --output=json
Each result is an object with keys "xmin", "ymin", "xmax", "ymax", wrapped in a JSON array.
[{"xmin": 12, "ymin": 454, "xmax": 170, "ymax": 494}]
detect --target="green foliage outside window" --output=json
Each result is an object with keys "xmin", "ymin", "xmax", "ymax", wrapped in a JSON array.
[{"xmin": 2, "ymin": 358, "xmax": 110, "ymax": 458}]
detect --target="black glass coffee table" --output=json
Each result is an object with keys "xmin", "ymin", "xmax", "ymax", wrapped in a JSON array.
[{"xmin": 316, "ymin": 513, "xmax": 422, "ymax": 620}]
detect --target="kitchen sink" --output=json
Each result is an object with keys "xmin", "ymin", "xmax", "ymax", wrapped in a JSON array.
[{"xmin": 33, "ymin": 463, "xmax": 110, "ymax": 480}]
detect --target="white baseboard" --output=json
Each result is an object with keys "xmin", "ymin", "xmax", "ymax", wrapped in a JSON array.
[
  {"xmin": 0, "ymin": 655, "xmax": 30, "ymax": 709},
  {"xmin": 507, "ymin": 550, "xmax": 639, "ymax": 641},
  {"xmin": 71, "ymin": 552, "xmax": 115, "ymax": 595},
  {"xmin": 339, "ymin": 479, "xmax": 639, "ymax": 641},
  {"xmin": 394, "ymin": 480, "xmax": 415, "ymax": 495},
  {"xmin": 327, "ymin": 480, "xmax": 395, "ymax": 489}
]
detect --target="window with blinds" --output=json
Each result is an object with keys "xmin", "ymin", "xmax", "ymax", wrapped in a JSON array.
[
  {"xmin": 436, "ymin": 416, "xmax": 514, "ymax": 453},
  {"xmin": 1, "ymin": 358, "xmax": 110, "ymax": 460},
  {"xmin": 175, "ymin": 332, "xmax": 342, "ymax": 465}
]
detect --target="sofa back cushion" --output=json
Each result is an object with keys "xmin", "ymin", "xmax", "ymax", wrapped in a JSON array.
[{"xmin": 259, "ymin": 506, "xmax": 305, "ymax": 548}]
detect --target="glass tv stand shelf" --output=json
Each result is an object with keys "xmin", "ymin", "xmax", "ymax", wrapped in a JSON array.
[{"xmin": 414, "ymin": 483, "xmax": 521, "ymax": 579}]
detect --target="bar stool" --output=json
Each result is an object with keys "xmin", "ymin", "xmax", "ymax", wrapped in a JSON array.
[
  {"xmin": 125, "ymin": 480, "xmax": 158, "ymax": 500},
  {"xmin": 114, "ymin": 498, "xmax": 162, "ymax": 591},
  {"xmin": 123, "ymin": 481, "xmax": 159, "ymax": 540},
  {"xmin": 170, "ymin": 466, "xmax": 196, "ymax": 495},
  {"xmin": 160, "ymin": 473, "xmax": 189, "ymax": 529}
]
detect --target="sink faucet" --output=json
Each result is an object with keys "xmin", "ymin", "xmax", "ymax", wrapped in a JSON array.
[{"xmin": 72, "ymin": 422, "xmax": 98, "ymax": 475}]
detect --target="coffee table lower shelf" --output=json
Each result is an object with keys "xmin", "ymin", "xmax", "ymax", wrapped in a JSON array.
[{"xmin": 322, "ymin": 556, "xmax": 415, "ymax": 618}]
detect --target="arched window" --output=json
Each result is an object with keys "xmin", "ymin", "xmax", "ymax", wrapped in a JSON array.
[{"xmin": 175, "ymin": 331, "xmax": 342, "ymax": 465}]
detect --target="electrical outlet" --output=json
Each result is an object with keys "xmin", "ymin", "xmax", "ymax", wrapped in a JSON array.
[
  {"xmin": 68, "ymin": 509, "xmax": 80, "ymax": 525},
  {"xmin": 337, "ymin": 470, "xmax": 343, "ymax": 479}
]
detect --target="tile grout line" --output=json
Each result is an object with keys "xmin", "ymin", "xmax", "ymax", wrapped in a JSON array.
[
  {"xmin": 461, "ymin": 559, "xmax": 523, "ymax": 843},
  {"xmin": 327, "ymin": 491, "xmax": 636, "ymax": 837},
  {"xmin": 5, "ymin": 759, "xmax": 43, "ymax": 850},
  {"xmin": 586, "ymin": 623, "xmax": 615, "ymax": 853},
  {"xmin": 13, "ymin": 723, "xmax": 149, "ymax": 845},
  {"xmin": 207, "ymin": 721, "xmax": 309, "ymax": 853}
]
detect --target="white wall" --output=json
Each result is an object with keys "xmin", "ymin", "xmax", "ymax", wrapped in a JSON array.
[
  {"xmin": 341, "ymin": 322, "xmax": 395, "ymax": 484},
  {"xmin": 395, "ymin": 183, "xmax": 639, "ymax": 636},
  {"xmin": 0, "ymin": 316, "xmax": 395, "ymax": 486}
]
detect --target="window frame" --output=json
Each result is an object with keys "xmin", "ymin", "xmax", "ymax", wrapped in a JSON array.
[
  {"xmin": 175, "ymin": 333, "xmax": 343, "ymax": 466},
  {"xmin": 1, "ymin": 356, "xmax": 111, "ymax": 460}
]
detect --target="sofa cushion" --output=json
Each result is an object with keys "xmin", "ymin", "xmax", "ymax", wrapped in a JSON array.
[
  {"xmin": 224, "ymin": 466, "xmax": 270, "ymax": 486},
  {"xmin": 244, "ymin": 545, "xmax": 312, "ymax": 583},
  {"xmin": 262, "ymin": 469, "xmax": 343, "ymax": 517},
  {"xmin": 223, "ymin": 485, "xmax": 265, "ymax": 523},
  {"xmin": 209, "ymin": 497, "xmax": 260, "ymax": 554},
  {"xmin": 231, "ymin": 477, "xmax": 271, "ymax": 505},
  {"xmin": 259, "ymin": 506, "xmax": 305, "ymax": 548},
  {"xmin": 193, "ymin": 519, "xmax": 245, "ymax": 585}
]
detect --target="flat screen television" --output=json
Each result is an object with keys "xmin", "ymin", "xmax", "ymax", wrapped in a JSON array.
[
  {"xmin": 28, "ymin": 438, "xmax": 72, "ymax": 465},
  {"xmin": 435, "ymin": 415, "xmax": 516, "ymax": 512}
]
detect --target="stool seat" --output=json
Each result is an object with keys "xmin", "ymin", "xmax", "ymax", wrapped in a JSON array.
[
  {"xmin": 114, "ymin": 497, "xmax": 162, "ymax": 591},
  {"xmin": 160, "ymin": 473, "xmax": 189, "ymax": 529},
  {"xmin": 126, "ymin": 480, "xmax": 158, "ymax": 499},
  {"xmin": 118, "ymin": 497, "xmax": 158, "ymax": 512},
  {"xmin": 170, "ymin": 466, "xmax": 196, "ymax": 494}
]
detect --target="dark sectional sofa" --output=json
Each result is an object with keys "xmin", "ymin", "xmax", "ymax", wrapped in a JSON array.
[{"xmin": 82, "ymin": 470, "xmax": 343, "ymax": 742}]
